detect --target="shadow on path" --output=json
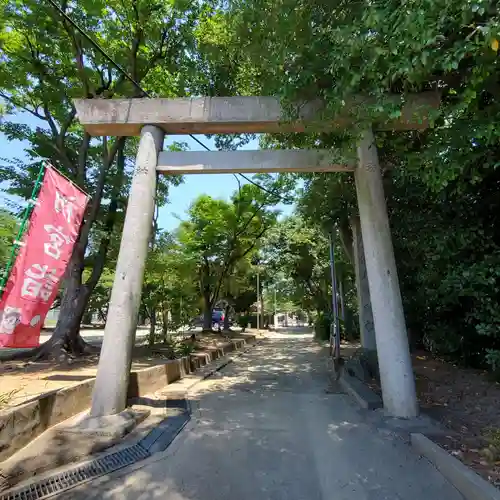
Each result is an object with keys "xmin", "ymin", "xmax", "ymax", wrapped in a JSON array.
[{"xmin": 57, "ymin": 332, "xmax": 463, "ymax": 500}]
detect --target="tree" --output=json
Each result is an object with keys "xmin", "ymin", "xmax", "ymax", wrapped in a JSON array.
[
  {"xmin": 262, "ymin": 216, "xmax": 330, "ymax": 315},
  {"xmin": 0, "ymin": 208, "xmax": 17, "ymax": 278},
  {"xmin": 194, "ymin": 0, "xmax": 500, "ymax": 373},
  {"xmin": 141, "ymin": 231, "xmax": 198, "ymax": 345},
  {"xmin": 0, "ymin": 0, "xmax": 196, "ymax": 357},
  {"xmin": 178, "ymin": 182, "xmax": 279, "ymax": 331},
  {"xmin": 260, "ymin": 210, "xmax": 357, "ymax": 339},
  {"xmin": 219, "ymin": 255, "xmax": 256, "ymax": 330}
]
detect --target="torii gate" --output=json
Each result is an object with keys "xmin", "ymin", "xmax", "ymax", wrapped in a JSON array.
[{"xmin": 74, "ymin": 93, "xmax": 439, "ymax": 420}]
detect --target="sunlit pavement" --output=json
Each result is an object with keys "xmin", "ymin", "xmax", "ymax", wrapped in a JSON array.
[
  {"xmin": 60, "ymin": 328, "xmax": 463, "ymax": 500},
  {"xmin": 0, "ymin": 325, "xmax": 207, "ymax": 359},
  {"xmin": 0, "ymin": 328, "xmax": 151, "ymax": 360}
]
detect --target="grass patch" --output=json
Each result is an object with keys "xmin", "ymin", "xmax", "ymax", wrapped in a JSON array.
[{"xmin": 0, "ymin": 388, "xmax": 22, "ymax": 410}]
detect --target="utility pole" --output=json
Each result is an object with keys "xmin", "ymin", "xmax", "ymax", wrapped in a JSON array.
[
  {"xmin": 339, "ymin": 277, "xmax": 345, "ymax": 322},
  {"xmin": 260, "ymin": 284, "xmax": 265, "ymax": 330},
  {"xmin": 180, "ymin": 296, "xmax": 183, "ymax": 331},
  {"xmin": 328, "ymin": 230, "xmax": 341, "ymax": 363},
  {"xmin": 256, "ymin": 269, "xmax": 260, "ymax": 330},
  {"xmin": 273, "ymin": 287, "xmax": 278, "ymax": 329}
]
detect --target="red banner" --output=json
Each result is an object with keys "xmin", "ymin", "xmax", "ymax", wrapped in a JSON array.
[{"xmin": 0, "ymin": 166, "xmax": 89, "ymax": 348}]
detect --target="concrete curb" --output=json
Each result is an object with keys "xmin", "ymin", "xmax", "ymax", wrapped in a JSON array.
[
  {"xmin": 50, "ymin": 418, "xmax": 200, "ymax": 500},
  {"xmin": 192, "ymin": 337, "xmax": 262, "ymax": 385},
  {"xmin": 338, "ymin": 370, "xmax": 383, "ymax": 410},
  {"xmin": 0, "ymin": 335, "xmax": 258, "ymax": 494},
  {"xmin": 157, "ymin": 336, "xmax": 263, "ymax": 399},
  {"xmin": 411, "ymin": 433, "xmax": 500, "ymax": 500},
  {"xmin": 0, "ymin": 335, "xmax": 256, "ymax": 463}
]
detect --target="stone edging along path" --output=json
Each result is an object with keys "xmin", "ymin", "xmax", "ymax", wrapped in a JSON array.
[
  {"xmin": 0, "ymin": 335, "xmax": 256, "ymax": 464},
  {"xmin": 338, "ymin": 366, "xmax": 500, "ymax": 500},
  {"xmin": 0, "ymin": 336, "xmax": 263, "ymax": 498}
]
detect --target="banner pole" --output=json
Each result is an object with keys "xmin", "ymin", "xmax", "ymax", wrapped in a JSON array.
[
  {"xmin": 0, "ymin": 162, "xmax": 46, "ymax": 295},
  {"xmin": 45, "ymin": 162, "xmax": 90, "ymax": 197}
]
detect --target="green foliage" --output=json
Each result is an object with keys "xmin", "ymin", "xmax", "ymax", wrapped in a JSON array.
[
  {"xmin": 177, "ymin": 183, "xmax": 279, "ymax": 323},
  {"xmin": 194, "ymin": 0, "xmax": 500, "ymax": 374},
  {"xmin": 481, "ymin": 428, "xmax": 500, "ymax": 463},
  {"xmin": 176, "ymin": 341, "xmax": 195, "ymax": 357},
  {"xmin": 2, "ymin": 0, "xmax": 500, "ymax": 376},
  {"xmin": 314, "ymin": 313, "xmax": 331, "ymax": 342},
  {"xmin": 0, "ymin": 208, "xmax": 17, "ymax": 276},
  {"xmin": 236, "ymin": 314, "xmax": 249, "ymax": 329},
  {"xmin": 261, "ymin": 214, "xmax": 353, "ymax": 319},
  {"xmin": 0, "ymin": 0, "xmax": 195, "ymax": 348}
]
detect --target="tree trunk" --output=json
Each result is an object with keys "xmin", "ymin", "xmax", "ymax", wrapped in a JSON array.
[
  {"xmin": 149, "ymin": 308, "xmax": 157, "ymax": 346},
  {"xmin": 98, "ymin": 308, "xmax": 106, "ymax": 323},
  {"xmin": 339, "ymin": 276, "xmax": 345, "ymax": 322},
  {"xmin": 203, "ymin": 292, "xmax": 213, "ymax": 332},
  {"xmin": 161, "ymin": 305, "xmax": 169, "ymax": 343},
  {"xmin": 35, "ymin": 250, "xmax": 94, "ymax": 360},
  {"xmin": 82, "ymin": 311, "xmax": 93, "ymax": 325},
  {"xmin": 31, "ymin": 139, "xmax": 127, "ymax": 360},
  {"xmin": 260, "ymin": 293, "xmax": 265, "ymax": 330},
  {"xmin": 223, "ymin": 304, "xmax": 231, "ymax": 332},
  {"xmin": 338, "ymin": 221, "xmax": 354, "ymax": 264}
]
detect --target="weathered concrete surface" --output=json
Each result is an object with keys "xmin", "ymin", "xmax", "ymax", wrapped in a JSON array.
[
  {"xmin": 0, "ymin": 379, "xmax": 96, "ymax": 463},
  {"xmin": 355, "ymin": 129, "xmax": 418, "ymax": 418},
  {"xmin": 157, "ymin": 149, "xmax": 353, "ymax": 174},
  {"xmin": 0, "ymin": 409, "xmax": 150, "ymax": 492},
  {"xmin": 350, "ymin": 214, "xmax": 376, "ymax": 353},
  {"xmin": 0, "ymin": 359, "xmax": 185, "ymax": 463},
  {"xmin": 60, "ymin": 329, "xmax": 462, "ymax": 500},
  {"xmin": 74, "ymin": 93, "xmax": 440, "ymax": 136},
  {"xmin": 339, "ymin": 369, "xmax": 383, "ymax": 409},
  {"xmin": 126, "ymin": 360, "xmax": 184, "ymax": 401},
  {"xmin": 411, "ymin": 433, "xmax": 500, "ymax": 500},
  {"xmin": 62, "ymin": 408, "xmax": 151, "ymax": 439},
  {"xmin": 91, "ymin": 126, "xmax": 165, "ymax": 417},
  {"xmin": 0, "ymin": 336, "xmax": 255, "ymax": 492}
]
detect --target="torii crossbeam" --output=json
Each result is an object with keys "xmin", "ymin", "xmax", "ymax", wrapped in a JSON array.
[{"xmin": 75, "ymin": 94, "xmax": 439, "ymax": 421}]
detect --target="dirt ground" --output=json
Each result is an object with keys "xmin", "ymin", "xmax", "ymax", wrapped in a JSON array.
[
  {"xmin": 365, "ymin": 348, "xmax": 500, "ymax": 488},
  {"xmin": 0, "ymin": 332, "xmax": 241, "ymax": 410},
  {"xmin": 411, "ymin": 350, "xmax": 500, "ymax": 488}
]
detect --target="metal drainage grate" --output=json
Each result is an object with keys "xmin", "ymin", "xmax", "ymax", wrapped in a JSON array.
[
  {"xmin": 0, "ymin": 398, "xmax": 192, "ymax": 500},
  {"xmin": 139, "ymin": 398, "xmax": 191, "ymax": 454},
  {"xmin": 0, "ymin": 443, "xmax": 150, "ymax": 500}
]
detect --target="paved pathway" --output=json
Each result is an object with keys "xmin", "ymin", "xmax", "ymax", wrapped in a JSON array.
[{"xmin": 62, "ymin": 329, "xmax": 463, "ymax": 500}]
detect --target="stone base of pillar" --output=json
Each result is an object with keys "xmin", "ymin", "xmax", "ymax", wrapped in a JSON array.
[
  {"xmin": 0, "ymin": 408, "xmax": 151, "ymax": 492},
  {"xmin": 61, "ymin": 408, "xmax": 150, "ymax": 440},
  {"xmin": 344, "ymin": 348, "xmax": 379, "ymax": 382}
]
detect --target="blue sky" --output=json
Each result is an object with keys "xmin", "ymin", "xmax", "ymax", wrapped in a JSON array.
[{"xmin": 0, "ymin": 113, "xmax": 295, "ymax": 231}]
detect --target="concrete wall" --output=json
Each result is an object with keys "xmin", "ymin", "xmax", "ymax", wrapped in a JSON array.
[{"xmin": 0, "ymin": 337, "xmax": 253, "ymax": 462}]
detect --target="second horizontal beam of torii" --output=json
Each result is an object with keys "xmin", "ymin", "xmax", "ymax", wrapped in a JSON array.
[
  {"xmin": 156, "ymin": 149, "xmax": 353, "ymax": 174},
  {"xmin": 74, "ymin": 93, "xmax": 440, "ymax": 136}
]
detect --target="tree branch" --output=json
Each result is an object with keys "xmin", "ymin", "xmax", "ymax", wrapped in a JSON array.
[
  {"xmin": 77, "ymin": 132, "xmax": 91, "ymax": 186},
  {"xmin": 58, "ymin": 3, "xmax": 92, "ymax": 97},
  {"xmin": 79, "ymin": 137, "xmax": 125, "ymax": 247},
  {"xmin": 85, "ymin": 139, "xmax": 127, "ymax": 290},
  {"xmin": 0, "ymin": 91, "xmax": 47, "ymax": 121}
]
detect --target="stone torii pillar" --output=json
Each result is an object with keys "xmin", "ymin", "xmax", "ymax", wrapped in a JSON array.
[
  {"xmin": 91, "ymin": 125, "xmax": 164, "ymax": 417},
  {"xmin": 74, "ymin": 94, "xmax": 438, "ymax": 419},
  {"xmin": 350, "ymin": 214, "xmax": 376, "ymax": 355},
  {"xmin": 355, "ymin": 129, "xmax": 418, "ymax": 418}
]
